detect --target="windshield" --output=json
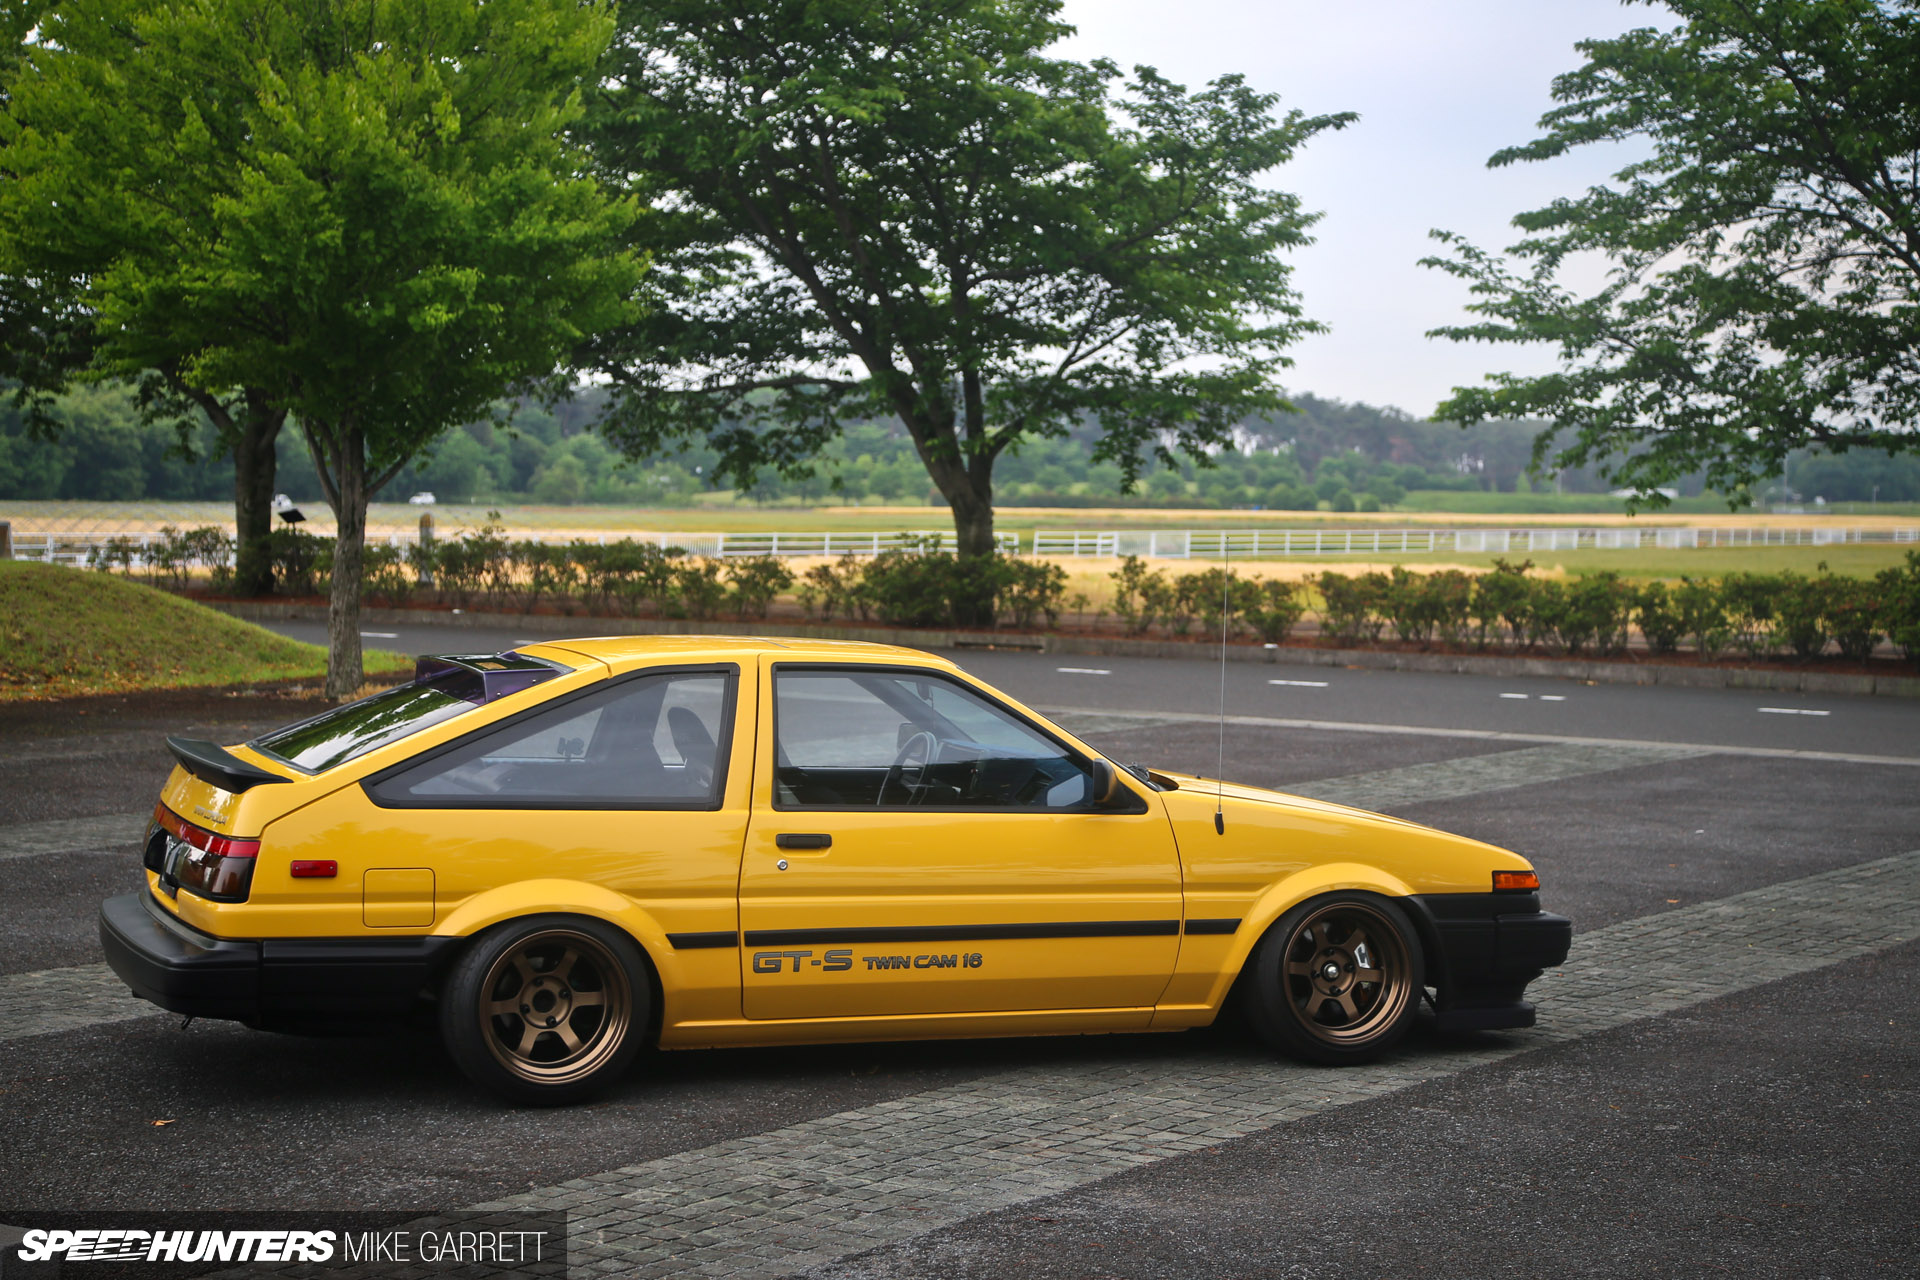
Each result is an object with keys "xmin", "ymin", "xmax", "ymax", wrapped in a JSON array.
[{"xmin": 252, "ymin": 652, "xmax": 569, "ymax": 774}]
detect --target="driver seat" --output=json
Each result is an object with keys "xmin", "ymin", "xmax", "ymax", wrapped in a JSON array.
[{"xmin": 667, "ymin": 706, "xmax": 717, "ymax": 793}]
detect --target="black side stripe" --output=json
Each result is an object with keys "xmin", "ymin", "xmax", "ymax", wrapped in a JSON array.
[
  {"xmin": 666, "ymin": 931, "xmax": 739, "ymax": 950},
  {"xmin": 1183, "ymin": 918, "xmax": 1242, "ymax": 936},
  {"xmin": 742, "ymin": 920, "xmax": 1180, "ymax": 947}
]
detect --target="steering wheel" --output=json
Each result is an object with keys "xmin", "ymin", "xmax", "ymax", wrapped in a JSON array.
[{"xmin": 879, "ymin": 730, "xmax": 938, "ymax": 805}]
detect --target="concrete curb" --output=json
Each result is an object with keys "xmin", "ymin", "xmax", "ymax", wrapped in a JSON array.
[{"xmin": 210, "ymin": 599, "xmax": 1920, "ymax": 699}]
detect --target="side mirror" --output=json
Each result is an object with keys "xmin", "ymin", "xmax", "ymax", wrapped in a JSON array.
[{"xmin": 1089, "ymin": 758, "xmax": 1121, "ymax": 807}]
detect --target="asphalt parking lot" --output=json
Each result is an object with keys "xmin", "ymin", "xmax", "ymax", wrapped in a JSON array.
[{"xmin": 2, "ymin": 641, "xmax": 1917, "ymax": 1278}]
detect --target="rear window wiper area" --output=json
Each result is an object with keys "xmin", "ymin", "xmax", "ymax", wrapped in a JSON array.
[{"xmin": 250, "ymin": 651, "xmax": 571, "ymax": 775}]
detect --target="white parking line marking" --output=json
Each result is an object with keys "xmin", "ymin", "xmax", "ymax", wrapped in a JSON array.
[
  {"xmin": 1268, "ymin": 679, "xmax": 1329, "ymax": 688},
  {"xmin": 1055, "ymin": 667, "xmax": 1111, "ymax": 675},
  {"xmin": 359, "ymin": 631, "xmax": 400, "ymax": 639},
  {"xmin": 1500, "ymin": 693, "xmax": 1529, "ymax": 699},
  {"xmin": 1758, "ymin": 707, "xmax": 1832, "ymax": 716},
  {"xmin": 1539, "ymin": 695, "xmax": 1567, "ymax": 702}
]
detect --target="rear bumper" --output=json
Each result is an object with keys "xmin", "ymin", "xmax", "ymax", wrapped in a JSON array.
[
  {"xmin": 98, "ymin": 892, "xmax": 459, "ymax": 1026},
  {"xmin": 1404, "ymin": 892, "xmax": 1572, "ymax": 1032}
]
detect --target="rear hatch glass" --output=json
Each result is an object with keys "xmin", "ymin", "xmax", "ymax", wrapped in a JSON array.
[{"xmin": 251, "ymin": 652, "xmax": 570, "ymax": 774}]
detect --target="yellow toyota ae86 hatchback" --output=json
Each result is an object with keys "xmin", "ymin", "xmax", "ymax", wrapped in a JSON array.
[{"xmin": 100, "ymin": 637, "xmax": 1571, "ymax": 1104}]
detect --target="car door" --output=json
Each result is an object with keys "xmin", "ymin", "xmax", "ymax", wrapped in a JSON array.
[{"xmin": 738, "ymin": 658, "xmax": 1183, "ymax": 1020}]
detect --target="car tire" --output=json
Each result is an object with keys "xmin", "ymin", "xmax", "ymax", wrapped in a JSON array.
[
  {"xmin": 1244, "ymin": 892, "xmax": 1423, "ymax": 1065},
  {"xmin": 440, "ymin": 915, "xmax": 650, "ymax": 1105}
]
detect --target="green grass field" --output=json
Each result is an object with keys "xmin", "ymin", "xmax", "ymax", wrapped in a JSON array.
[
  {"xmin": 0, "ymin": 560, "xmax": 410, "ymax": 700},
  {"xmin": 1391, "ymin": 490, "xmax": 1920, "ymax": 518},
  {"xmin": 1229, "ymin": 544, "xmax": 1917, "ymax": 581},
  {"xmin": 18, "ymin": 491, "xmax": 1920, "ymax": 538}
]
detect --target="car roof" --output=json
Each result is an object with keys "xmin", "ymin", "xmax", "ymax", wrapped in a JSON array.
[{"xmin": 523, "ymin": 634, "xmax": 955, "ymax": 673}]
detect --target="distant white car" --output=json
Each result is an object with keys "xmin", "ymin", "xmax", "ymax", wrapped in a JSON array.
[{"xmin": 408, "ymin": 492, "xmax": 437, "ymax": 506}]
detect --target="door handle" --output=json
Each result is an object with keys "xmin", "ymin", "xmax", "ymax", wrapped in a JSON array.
[{"xmin": 775, "ymin": 833, "xmax": 832, "ymax": 850}]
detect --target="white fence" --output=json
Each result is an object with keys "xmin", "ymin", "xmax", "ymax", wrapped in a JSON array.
[
  {"xmin": 3, "ymin": 527, "xmax": 1019, "ymax": 568},
  {"xmin": 5, "ymin": 522, "xmax": 1915, "ymax": 568},
  {"xmin": 1032, "ymin": 526, "xmax": 1920, "ymax": 559}
]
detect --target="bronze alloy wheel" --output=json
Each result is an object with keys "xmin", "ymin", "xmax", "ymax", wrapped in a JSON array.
[
  {"xmin": 476, "ymin": 928, "xmax": 634, "ymax": 1088},
  {"xmin": 1246, "ymin": 892, "xmax": 1423, "ymax": 1064},
  {"xmin": 1279, "ymin": 901, "xmax": 1415, "ymax": 1047}
]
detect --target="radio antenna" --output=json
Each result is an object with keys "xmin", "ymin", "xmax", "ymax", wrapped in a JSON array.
[{"xmin": 1215, "ymin": 532, "xmax": 1229, "ymax": 835}]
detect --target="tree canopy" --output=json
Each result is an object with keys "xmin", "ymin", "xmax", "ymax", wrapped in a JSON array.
[
  {"xmin": 1423, "ymin": 0, "xmax": 1920, "ymax": 506},
  {"xmin": 581, "ymin": 0, "xmax": 1349, "ymax": 613},
  {"xmin": 0, "ymin": 0, "xmax": 92, "ymax": 434},
  {"xmin": 0, "ymin": 0, "xmax": 639, "ymax": 691}
]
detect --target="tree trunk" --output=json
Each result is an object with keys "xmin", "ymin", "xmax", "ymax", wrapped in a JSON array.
[
  {"xmin": 230, "ymin": 398, "xmax": 284, "ymax": 597},
  {"xmin": 322, "ymin": 427, "xmax": 366, "ymax": 700},
  {"xmin": 898, "ymin": 389, "xmax": 1000, "ymax": 626},
  {"xmin": 942, "ymin": 468, "xmax": 998, "ymax": 628},
  {"xmin": 950, "ymin": 488, "xmax": 996, "ymax": 558}
]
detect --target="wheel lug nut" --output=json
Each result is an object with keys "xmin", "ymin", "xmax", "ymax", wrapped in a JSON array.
[{"xmin": 520, "ymin": 1005, "xmax": 530, "ymax": 1014}]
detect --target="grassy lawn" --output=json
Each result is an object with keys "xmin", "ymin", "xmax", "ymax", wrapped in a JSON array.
[
  {"xmin": 1394, "ymin": 490, "xmax": 1713, "ymax": 516},
  {"xmin": 1208, "ymin": 544, "xmax": 1918, "ymax": 580},
  {"xmin": 423, "ymin": 499, "xmax": 1920, "ymax": 534},
  {"xmin": 0, "ymin": 560, "xmax": 411, "ymax": 700}
]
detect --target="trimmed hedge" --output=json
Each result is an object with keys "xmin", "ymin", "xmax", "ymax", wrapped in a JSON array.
[
  {"xmin": 88, "ymin": 525, "xmax": 1920, "ymax": 665},
  {"xmin": 1288, "ymin": 554, "xmax": 1920, "ymax": 664}
]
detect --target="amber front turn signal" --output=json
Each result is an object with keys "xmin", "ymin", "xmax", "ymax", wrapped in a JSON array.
[{"xmin": 1493, "ymin": 870, "xmax": 1540, "ymax": 891}]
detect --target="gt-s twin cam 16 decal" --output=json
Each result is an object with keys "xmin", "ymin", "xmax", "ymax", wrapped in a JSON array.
[{"xmin": 750, "ymin": 949, "xmax": 986, "ymax": 973}]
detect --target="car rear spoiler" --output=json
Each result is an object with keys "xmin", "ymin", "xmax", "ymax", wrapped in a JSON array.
[{"xmin": 165, "ymin": 737, "xmax": 292, "ymax": 794}]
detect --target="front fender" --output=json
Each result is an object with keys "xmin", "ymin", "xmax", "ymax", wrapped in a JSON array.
[{"xmin": 1198, "ymin": 862, "xmax": 1419, "ymax": 1014}]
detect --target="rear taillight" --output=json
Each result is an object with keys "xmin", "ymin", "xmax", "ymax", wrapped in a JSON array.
[{"xmin": 151, "ymin": 803, "xmax": 258, "ymax": 902}]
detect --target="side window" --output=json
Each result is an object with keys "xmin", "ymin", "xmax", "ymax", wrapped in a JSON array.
[
  {"xmin": 774, "ymin": 669, "xmax": 1090, "ymax": 809},
  {"xmin": 367, "ymin": 670, "xmax": 732, "ymax": 807}
]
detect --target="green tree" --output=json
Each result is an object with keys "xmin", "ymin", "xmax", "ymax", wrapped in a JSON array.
[
  {"xmin": 1424, "ymin": 0, "xmax": 1920, "ymax": 506},
  {"xmin": 0, "ymin": 0, "xmax": 94, "ymax": 434},
  {"xmin": 2, "ymin": 0, "xmax": 307, "ymax": 593},
  {"xmin": 531, "ymin": 454, "xmax": 589, "ymax": 505},
  {"xmin": 581, "ymin": 0, "xmax": 1348, "ymax": 620},
  {"xmin": 2, "ymin": 0, "xmax": 637, "ymax": 693}
]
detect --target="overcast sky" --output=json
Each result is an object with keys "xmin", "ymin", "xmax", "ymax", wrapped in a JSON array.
[{"xmin": 1055, "ymin": 0, "xmax": 1668, "ymax": 420}]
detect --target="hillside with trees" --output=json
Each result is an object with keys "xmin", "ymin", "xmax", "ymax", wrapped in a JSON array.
[{"xmin": 14, "ymin": 381, "xmax": 1912, "ymax": 510}]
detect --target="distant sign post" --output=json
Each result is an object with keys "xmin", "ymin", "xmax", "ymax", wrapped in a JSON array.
[{"xmin": 418, "ymin": 513, "xmax": 435, "ymax": 586}]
